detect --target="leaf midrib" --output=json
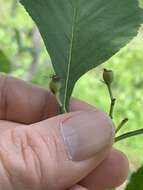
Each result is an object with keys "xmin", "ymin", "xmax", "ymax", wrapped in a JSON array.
[{"xmin": 63, "ymin": 5, "xmax": 78, "ymax": 109}]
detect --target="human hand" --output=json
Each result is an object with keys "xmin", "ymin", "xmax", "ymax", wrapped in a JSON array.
[{"xmin": 0, "ymin": 75, "xmax": 129, "ymax": 190}]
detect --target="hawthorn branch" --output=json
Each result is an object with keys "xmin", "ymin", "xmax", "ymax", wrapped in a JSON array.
[
  {"xmin": 107, "ymin": 84, "xmax": 116, "ymax": 119},
  {"xmin": 27, "ymin": 26, "xmax": 41, "ymax": 81}
]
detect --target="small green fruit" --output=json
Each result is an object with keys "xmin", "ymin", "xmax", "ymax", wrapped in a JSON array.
[
  {"xmin": 103, "ymin": 69, "xmax": 114, "ymax": 85},
  {"xmin": 49, "ymin": 75, "xmax": 62, "ymax": 94}
]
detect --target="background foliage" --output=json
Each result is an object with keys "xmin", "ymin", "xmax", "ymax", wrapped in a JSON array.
[{"xmin": 1, "ymin": 0, "xmax": 143, "ymax": 176}]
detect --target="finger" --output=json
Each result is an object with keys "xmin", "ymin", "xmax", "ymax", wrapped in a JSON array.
[
  {"xmin": 0, "ymin": 120, "xmax": 23, "ymax": 133},
  {"xmin": 0, "ymin": 75, "xmax": 59, "ymax": 124},
  {"xmin": 0, "ymin": 110, "xmax": 114, "ymax": 189},
  {"xmin": 80, "ymin": 149, "xmax": 129, "ymax": 190},
  {"xmin": 31, "ymin": 110, "xmax": 114, "ymax": 189},
  {"xmin": 69, "ymin": 98, "xmax": 96, "ymax": 112},
  {"xmin": 69, "ymin": 185, "xmax": 88, "ymax": 190}
]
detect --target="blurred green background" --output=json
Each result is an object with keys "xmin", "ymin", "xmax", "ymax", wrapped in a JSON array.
[{"xmin": 1, "ymin": 0, "xmax": 143, "ymax": 168}]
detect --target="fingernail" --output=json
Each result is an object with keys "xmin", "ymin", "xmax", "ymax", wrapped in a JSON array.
[{"xmin": 61, "ymin": 111, "xmax": 115, "ymax": 161}]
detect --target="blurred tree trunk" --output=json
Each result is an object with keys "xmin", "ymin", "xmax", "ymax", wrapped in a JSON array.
[{"xmin": 27, "ymin": 26, "xmax": 41, "ymax": 81}]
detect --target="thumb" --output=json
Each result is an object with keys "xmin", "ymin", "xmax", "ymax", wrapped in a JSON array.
[
  {"xmin": 32, "ymin": 110, "xmax": 115, "ymax": 189},
  {"xmin": 0, "ymin": 110, "xmax": 114, "ymax": 190}
]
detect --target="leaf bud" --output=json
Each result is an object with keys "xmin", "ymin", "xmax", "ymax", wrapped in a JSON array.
[
  {"xmin": 103, "ymin": 69, "xmax": 114, "ymax": 85},
  {"xmin": 49, "ymin": 75, "xmax": 62, "ymax": 94}
]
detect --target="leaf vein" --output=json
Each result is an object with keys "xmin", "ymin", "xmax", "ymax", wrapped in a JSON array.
[{"xmin": 63, "ymin": 5, "xmax": 77, "ymax": 109}]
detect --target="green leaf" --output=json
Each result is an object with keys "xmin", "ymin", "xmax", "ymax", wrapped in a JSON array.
[
  {"xmin": 20, "ymin": 0, "xmax": 143, "ymax": 110},
  {"xmin": 125, "ymin": 165, "xmax": 143, "ymax": 190},
  {"xmin": 0, "ymin": 50, "xmax": 11, "ymax": 73}
]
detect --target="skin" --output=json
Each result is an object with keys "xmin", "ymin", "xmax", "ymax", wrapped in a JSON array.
[{"xmin": 0, "ymin": 75, "xmax": 129, "ymax": 190}]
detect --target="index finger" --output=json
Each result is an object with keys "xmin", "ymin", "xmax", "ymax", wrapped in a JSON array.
[
  {"xmin": 0, "ymin": 75, "xmax": 59, "ymax": 124},
  {"xmin": 0, "ymin": 75, "xmax": 97, "ymax": 124}
]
